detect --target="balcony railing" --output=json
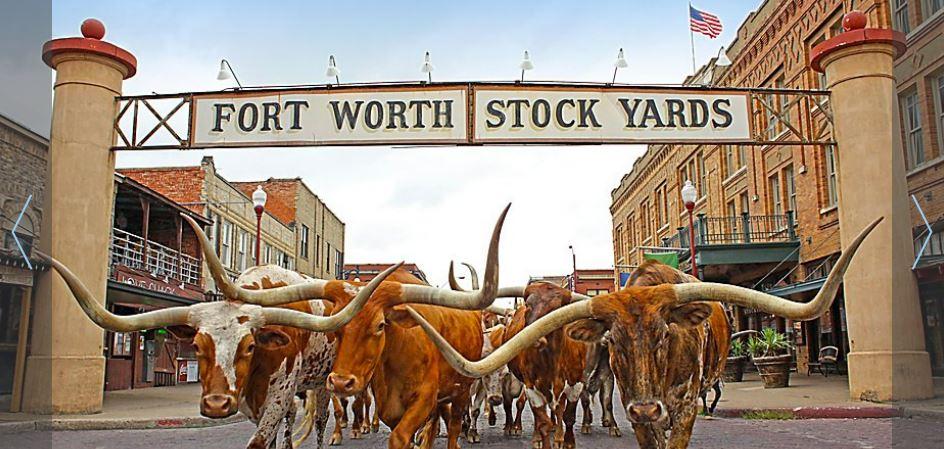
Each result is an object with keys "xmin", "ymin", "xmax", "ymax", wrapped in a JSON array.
[
  {"xmin": 661, "ymin": 212, "xmax": 797, "ymax": 248},
  {"xmin": 110, "ymin": 228, "xmax": 201, "ymax": 286}
]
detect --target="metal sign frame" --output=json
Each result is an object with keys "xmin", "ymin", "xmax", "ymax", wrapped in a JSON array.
[{"xmin": 112, "ymin": 81, "xmax": 833, "ymax": 151}]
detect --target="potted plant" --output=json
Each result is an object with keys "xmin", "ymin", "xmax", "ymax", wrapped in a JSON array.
[
  {"xmin": 723, "ymin": 339, "xmax": 749, "ymax": 382},
  {"xmin": 749, "ymin": 328, "xmax": 793, "ymax": 388}
]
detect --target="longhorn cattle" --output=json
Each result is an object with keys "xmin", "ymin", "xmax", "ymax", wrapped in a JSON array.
[
  {"xmin": 315, "ymin": 205, "xmax": 512, "ymax": 449},
  {"xmin": 328, "ymin": 390, "xmax": 376, "ymax": 444},
  {"xmin": 40, "ymin": 214, "xmax": 403, "ymax": 449},
  {"xmin": 407, "ymin": 217, "xmax": 881, "ymax": 449}
]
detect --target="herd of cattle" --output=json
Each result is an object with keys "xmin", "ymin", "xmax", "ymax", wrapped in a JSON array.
[{"xmin": 41, "ymin": 204, "xmax": 882, "ymax": 449}]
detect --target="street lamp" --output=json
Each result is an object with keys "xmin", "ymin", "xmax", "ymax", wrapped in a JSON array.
[
  {"xmin": 325, "ymin": 55, "xmax": 341, "ymax": 85},
  {"xmin": 612, "ymin": 48, "xmax": 628, "ymax": 84},
  {"xmin": 715, "ymin": 46, "xmax": 732, "ymax": 67},
  {"xmin": 519, "ymin": 50, "xmax": 534, "ymax": 82},
  {"xmin": 421, "ymin": 51, "xmax": 434, "ymax": 83},
  {"xmin": 216, "ymin": 59, "xmax": 243, "ymax": 89},
  {"xmin": 681, "ymin": 180, "xmax": 699, "ymax": 278},
  {"xmin": 252, "ymin": 186, "xmax": 267, "ymax": 265},
  {"xmin": 568, "ymin": 244, "xmax": 577, "ymax": 292}
]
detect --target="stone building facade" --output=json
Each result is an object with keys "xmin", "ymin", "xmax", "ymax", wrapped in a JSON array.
[
  {"xmin": 609, "ymin": 0, "xmax": 894, "ymax": 374},
  {"xmin": 233, "ymin": 179, "xmax": 345, "ymax": 280},
  {"xmin": 0, "ymin": 113, "xmax": 48, "ymax": 412}
]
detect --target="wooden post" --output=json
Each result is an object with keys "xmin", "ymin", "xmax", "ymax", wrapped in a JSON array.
[{"xmin": 10, "ymin": 285, "xmax": 33, "ymax": 413}]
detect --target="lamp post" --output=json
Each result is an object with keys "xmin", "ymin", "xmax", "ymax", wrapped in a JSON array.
[
  {"xmin": 519, "ymin": 50, "xmax": 534, "ymax": 82},
  {"xmin": 568, "ymin": 244, "xmax": 577, "ymax": 292},
  {"xmin": 216, "ymin": 59, "xmax": 243, "ymax": 89},
  {"xmin": 252, "ymin": 186, "xmax": 267, "ymax": 265},
  {"xmin": 681, "ymin": 180, "xmax": 698, "ymax": 278},
  {"xmin": 612, "ymin": 48, "xmax": 628, "ymax": 84},
  {"xmin": 325, "ymin": 55, "xmax": 340, "ymax": 85},
  {"xmin": 421, "ymin": 51, "xmax": 434, "ymax": 83}
]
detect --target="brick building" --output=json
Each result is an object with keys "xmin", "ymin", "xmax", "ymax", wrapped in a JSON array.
[
  {"xmin": 120, "ymin": 157, "xmax": 299, "ymax": 291},
  {"xmin": 0, "ymin": 113, "xmax": 48, "ymax": 412},
  {"xmin": 893, "ymin": 0, "xmax": 944, "ymax": 376},
  {"xmin": 342, "ymin": 263, "xmax": 429, "ymax": 284},
  {"xmin": 232, "ymin": 178, "xmax": 345, "ymax": 280},
  {"xmin": 609, "ymin": 0, "xmax": 897, "ymax": 374}
]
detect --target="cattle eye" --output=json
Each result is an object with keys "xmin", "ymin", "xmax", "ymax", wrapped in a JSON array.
[
  {"xmin": 374, "ymin": 320, "xmax": 387, "ymax": 335},
  {"xmin": 246, "ymin": 343, "xmax": 255, "ymax": 354}
]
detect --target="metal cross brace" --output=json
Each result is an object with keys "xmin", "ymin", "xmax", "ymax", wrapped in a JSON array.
[
  {"xmin": 912, "ymin": 194, "xmax": 932, "ymax": 270},
  {"xmin": 12, "ymin": 194, "xmax": 33, "ymax": 270}
]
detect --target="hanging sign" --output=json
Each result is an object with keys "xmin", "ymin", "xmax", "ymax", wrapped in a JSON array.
[{"xmin": 187, "ymin": 83, "xmax": 753, "ymax": 148}]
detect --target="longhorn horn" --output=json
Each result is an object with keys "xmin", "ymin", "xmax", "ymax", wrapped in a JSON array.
[
  {"xmin": 394, "ymin": 204, "xmax": 509, "ymax": 309},
  {"xmin": 183, "ymin": 214, "xmax": 332, "ymax": 305},
  {"xmin": 260, "ymin": 262, "xmax": 403, "ymax": 331},
  {"xmin": 731, "ymin": 329, "xmax": 759, "ymax": 340},
  {"xmin": 38, "ymin": 252, "xmax": 190, "ymax": 332},
  {"xmin": 462, "ymin": 262, "xmax": 480, "ymax": 290},
  {"xmin": 447, "ymin": 261, "xmax": 465, "ymax": 291},
  {"xmin": 405, "ymin": 300, "xmax": 594, "ymax": 377},
  {"xmin": 672, "ymin": 217, "xmax": 882, "ymax": 320}
]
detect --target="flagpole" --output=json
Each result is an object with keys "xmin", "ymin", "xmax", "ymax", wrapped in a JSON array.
[{"xmin": 689, "ymin": 2, "xmax": 697, "ymax": 75}]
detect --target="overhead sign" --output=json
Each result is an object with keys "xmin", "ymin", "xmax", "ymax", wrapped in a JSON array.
[
  {"xmin": 192, "ymin": 86, "xmax": 469, "ymax": 147},
  {"xmin": 183, "ymin": 84, "xmax": 755, "ymax": 148}
]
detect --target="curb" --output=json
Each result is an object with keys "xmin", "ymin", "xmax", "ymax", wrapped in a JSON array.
[
  {"xmin": 714, "ymin": 406, "xmax": 903, "ymax": 420},
  {"xmin": 0, "ymin": 414, "xmax": 246, "ymax": 433}
]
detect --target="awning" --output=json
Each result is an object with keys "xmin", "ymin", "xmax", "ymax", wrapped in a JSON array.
[{"xmin": 764, "ymin": 277, "xmax": 826, "ymax": 298}]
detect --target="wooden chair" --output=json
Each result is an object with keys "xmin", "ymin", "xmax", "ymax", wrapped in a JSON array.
[{"xmin": 807, "ymin": 346, "xmax": 839, "ymax": 377}]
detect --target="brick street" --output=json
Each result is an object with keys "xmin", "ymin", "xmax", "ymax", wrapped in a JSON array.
[{"xmin": 6, "ymin": 405, "xmax": 942, "ymax": 449}]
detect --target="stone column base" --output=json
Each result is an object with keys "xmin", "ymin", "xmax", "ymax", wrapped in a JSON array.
[
  {"xmin": 20, "ymin": 355, "xmax": 105, "ymax": 414},
  {"xmin": 847, "ymin": 350, "xmax": 933, "ymax": 402}
]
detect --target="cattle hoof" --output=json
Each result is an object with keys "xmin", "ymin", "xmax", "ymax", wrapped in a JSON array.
[
  {"xmin": 488, "ymin": 416, "xmax": 497, "ymax": 427},
  {"xmin": 371, "ymin": 423, "xmax": 380, "ymax": 433},
  {"xmin": 339, "ymin": 419, "xmax": 348, "ymax": 429},
  {"xmin": 360, "ymin": 423, "xmax": 371, "ymax": 434},
  {"xmin": 608, "ymin": 426, "xmax": 622, "ymax": 438},
  {"xmin": 601, "ymin": 418, "xmax": 611, "ymax": 427},
  {"xmin": 329, "ymin": 434, "xmax": 342, "ymax": 446},
  {"xmin": 580, "ymin": 424, "xmax": 591, "ymax": 435},
  {"xmin": 351, "ymin": 430, "xmax": 363, "ymax": 440}
]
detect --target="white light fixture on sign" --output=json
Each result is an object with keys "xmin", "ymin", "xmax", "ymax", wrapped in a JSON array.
[
  {"xmin": 612, "ymin": 48, "xmax": 628, "ymax": 83},
  {"xmin": 421, "ymin": 51, "xmax": 434, "ymax": 83},
  {"xmin": 216, "ymin": 59, "xmax": 242, "ymax": 89},
  {"xmin": 326, "ymin": 55, "xmax": 341, "ymax": 85},
  {"xmin": 519, "ymin": 50, "xmax": 534, "ymax": 81}
]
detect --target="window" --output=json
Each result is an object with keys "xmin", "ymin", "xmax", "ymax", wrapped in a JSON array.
[
  {"xmin": 335, "ymin": 249, "xmax": 343, "ymax": 278},
  {"xmin": 784, "ymin": 165, "xmax": 796, "ymax": 213},
  {"xmin": 112, "ymin": 332, "xmax": 133, "ymax": 357},
  {"xmin": 765, "ymin": 75, "xmax": 786, "ymax": 140},
  {"xmin": 614, "ymin": 225, "xmax": 623, "ymax": 261},
  {"xmin": 315, "ymin": 235, "xmax": 321, "ymax": 267},
  {"xmin": 893, "ymin": 0, "xmax": 910, "ymax": 33},
  {"xmin": 902, "ymin": 91, "xmax": 925, "ymax": 169},
  {"xmin": 326, "ymin": 243, "xmax": 332, "ymax": 272},
  {"xmin": 726, "ymin": 200, "xmax": 738, "ymax": 236},
  {"xmin": 936, "ymin": 75, "xmax": 944, "ymax": 154},
  {"xmin": 237, "ymin": 230, "xmax": 248, "ymax": 271},
  {"xmin": 724, "ymin": 146, "xmax": 736, "ymax": 178},
  {"xmin": 626, "ymin": 214, "xmax": 636, "ymax": 250},
  {"xmin": 768, "ymin": 174, "xmax": 782, "ymax": 216},
  {"xmin": 639, "ymin": 201, "xmax": 649, "ymax": 239},
  {"xmin": 655, "ymin": 184, "xmax": 668, "ymax": 227},
  {"xmin": 824, "ymin": 145, "xmax": 839, "ymax": 207},
  {"xmin": 930, "ymin": 0, "xmax": 944, "ymax": 17},
  {"xmin": 300, "ymin": 225, "xmax": 310, "ymax": 259},
  {"xmin": 697, "ymin": 151, "xmax": 707, "ymax": 196},
  {"xmin": 264, "ymin": 244, "xmax": 273, "ymax": 265},
  {"xmin": 220, "ymin": 220, "xmax": 233, "ymax": 268},
  {"xmin": 586, "ymin": 289, "xmax": 609, "ymax": 297},
  {"xmin": 738, "ymin": 145, "xmax": 748, "ymax": 170}
]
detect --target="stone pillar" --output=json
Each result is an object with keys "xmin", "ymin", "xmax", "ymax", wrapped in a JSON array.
[
  {"xmin": 812, "ymin": 12, "xmax": 932, "ymax": 401},
  {"xmin": 22, "ymin": 19, "xmax": 136, "ymax": 414}
]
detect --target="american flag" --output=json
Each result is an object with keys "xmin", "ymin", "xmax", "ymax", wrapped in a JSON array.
[{"xmin": 690, "ymin": 5, "xmax": 723, "ymax": 38}]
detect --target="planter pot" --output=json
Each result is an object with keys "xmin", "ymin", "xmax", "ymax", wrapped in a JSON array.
[
  {"xmin": 753, "ymin": 354, "xmax": 792, "ymax": 388},
  {"xmin": 723, "ymin": 356, "xmax": 748, "ymax": 383}
]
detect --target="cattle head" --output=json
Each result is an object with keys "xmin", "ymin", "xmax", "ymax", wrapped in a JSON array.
[
  {"xmin": 479, "ymin": 325, "xmax": 507, "ymax": 406},
  {"xmin": 40, "ymin": 215, "xmax": 400, "ymax": 418},
  {"xmin": 405, "ymin": 217, "xmax": 882, "ymax": 422},
  {"xmin": 327, "ymin": 205, "xmax": 512, "ymax": 398}
]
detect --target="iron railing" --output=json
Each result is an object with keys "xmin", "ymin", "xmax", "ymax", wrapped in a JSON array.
[
  {"xmin": 110, "ymin": 228, "xmax": 202, "ymax": 286},
  {"xmin": 661, "ymin": 212, "xmax": 797, "ymax": 248}
]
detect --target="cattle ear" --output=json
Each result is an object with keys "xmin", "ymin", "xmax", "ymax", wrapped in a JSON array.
[
  {"xmin": 165, "ymin": 325, "xmax": 197, "ymax": 342},
  {"xmin": 255, "ymin": 327, "xmax": 292, "ymax": 350},
  {"xmin": 665, "ymin": 302, "xmax": 713, "ymax": 328},
  {"xmin": 566, "ymin": 319, "xmax": 608, "ymax": 342},
  {"xmin": 384, "ymin": 306, "xmax": 419, "ymax": 329}
]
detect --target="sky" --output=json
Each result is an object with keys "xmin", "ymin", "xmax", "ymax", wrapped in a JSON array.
[{"xmin": 39, "ymin": 0, "xmax": 762, "ymax": 290}]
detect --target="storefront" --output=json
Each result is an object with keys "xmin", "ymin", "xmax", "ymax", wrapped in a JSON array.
[{"xmin": 0, "ymin": 254, "xmax": 45, "ymax": 412}]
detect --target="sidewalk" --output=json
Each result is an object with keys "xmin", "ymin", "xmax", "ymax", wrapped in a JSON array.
[
  {"xmin": 713, "ymin": 372, "xmax": 944, "ymax": 420},
  {"xmin": 0, "ymin": 383, "xmax": 245, "ymax": 433}
]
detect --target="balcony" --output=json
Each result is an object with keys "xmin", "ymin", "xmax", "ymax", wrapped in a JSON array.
[
  {"xmin": 659, "ymin": 212, "xmax": 800, "ymax": 268},
  {"xmin": 110, "ymin": 228, "xmax": 202, "ymax": 287}
]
